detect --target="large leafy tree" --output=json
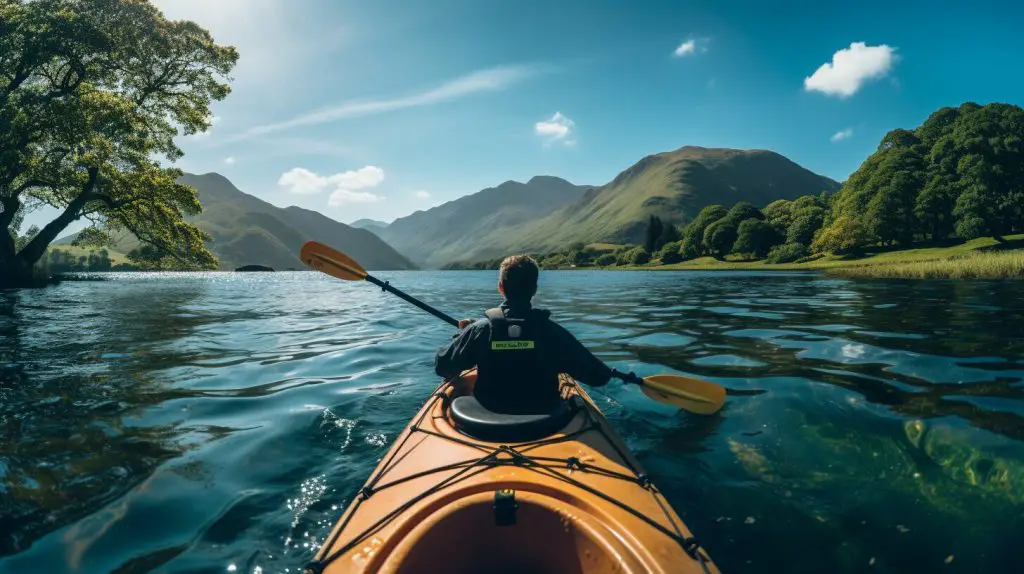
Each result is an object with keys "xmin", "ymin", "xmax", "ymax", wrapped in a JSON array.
[
  {"xmin": 814, "ymin": 102, "xmax": 1024, "ymax": 255},
  {"xmin": 733, "ymin": 218, "xmax": 782, "ymax": 258},
  {"xmin": 680, "ymin": 204, "xmax": 727, "ymax": 259},
  {"xmin": 0, "ymin": 0, "xmax": 238, "ymax": 287}
]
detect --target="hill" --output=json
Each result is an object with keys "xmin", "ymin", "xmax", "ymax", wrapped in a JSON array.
[
  {"xmin": 59, "ymin": 173, "xmax": 415, "ymax": 271},
  {"xmin": 375, "ymin": 175, "xmax": 592, "ymax": 267},
  {"xmin": 505, "ymin": 146, "xmax": 840, "ymax": 254},
  {"xmin": 350, "ymin": 218, "xmax": 390, "ymax": 233}
]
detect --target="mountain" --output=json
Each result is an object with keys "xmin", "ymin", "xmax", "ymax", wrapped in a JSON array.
[
  {"xmin": 503, "ymin": 146, "xmax": 841, "ymax": 255},
  {"xmin": 350, "ymin": 218, "xmax": 389, "ymax": 233},
  {"xmin": 375, "ymin": 175, "xmax": 592, "ymax": 267},
  {"xmin": 59, "ymin": 173, "xmax": 415, "ymax": 271}
]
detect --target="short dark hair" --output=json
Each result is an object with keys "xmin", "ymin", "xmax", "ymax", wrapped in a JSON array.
[{"xmin": 499, "ymin": 255, "xmax": 539, "ymax": 301}]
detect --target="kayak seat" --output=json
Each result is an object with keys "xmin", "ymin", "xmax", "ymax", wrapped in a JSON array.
[{"xmin": 450, "ymin": 396, "xmax": 577, "ymax": 442}]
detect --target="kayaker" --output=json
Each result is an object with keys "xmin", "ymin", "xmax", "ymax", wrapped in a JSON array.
[{"xmin": 434, "ymin": 254, "xmax": 612, "ymax": 414}]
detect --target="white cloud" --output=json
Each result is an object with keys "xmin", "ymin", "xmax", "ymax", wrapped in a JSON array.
[
  {"xmin": 414, "ymin": 190, "xmax": 432, "ymax": 199},
  {"xmin": 277, "ymin": 166, "xmax": 386, "ymax": 206},
  {"xmin": 226, "ymin": 64, "xmax": 546, "ymax": 142},
  {"xmin": 804, "ymin": 42, "xmax": 897, "ymax": 98},
  {"xmin": 535, "ymin": 112, "xmax": 576, "ymax": 146},
  {"xmin": 223, "ymin": 156, "xmax": 236, "ymax": 165},
  {"xmin": 830, "ymin": 128, "xmax": 854, "ymax": 142},
  {"xmin": 674, "ymin": 39, "xmax": 696, "ymax": 57},
  {"xmin": 673, "ymin": 37, "xmax": 709, "ymax": 58}
]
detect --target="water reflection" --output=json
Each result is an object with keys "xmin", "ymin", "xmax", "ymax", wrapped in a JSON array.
[{"xmin": 0, "ymin": 271, "xmax": 1022, "ymax": 574}]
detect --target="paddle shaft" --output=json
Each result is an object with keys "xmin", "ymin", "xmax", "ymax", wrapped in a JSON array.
[{"xmin": 363, "ymin": 273, "xmax": 460, "ymax": 327}]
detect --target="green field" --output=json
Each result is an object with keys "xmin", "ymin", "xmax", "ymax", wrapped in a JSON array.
[{"xmin": 614, "ymin": 235, "xmax": 1024, "ymax": 279}]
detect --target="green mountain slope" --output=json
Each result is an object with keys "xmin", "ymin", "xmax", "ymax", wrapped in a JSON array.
[
  {"xmin": 350, "ymin": 218, "xmax": 389, "ymax": 233},
  {"xmin": 505, "ymin": 146, "xmax": 841, "ymax": 254},
  {"xmin": 376, "ymin": 175, "xmax": 592, "ymax": 267},
  {"xmin": 59, "ymin": 173, "xmax": 415, "ymax": 271}
]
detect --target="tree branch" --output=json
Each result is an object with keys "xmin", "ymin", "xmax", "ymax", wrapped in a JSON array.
[{"xmin": 15, "ymin": 168, "xmax": 99, "ymax": 266}]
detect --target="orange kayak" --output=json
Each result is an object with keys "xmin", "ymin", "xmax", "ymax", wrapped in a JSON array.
[{"xmin": 306, "ymin": 370, "xmax": 719, "ymax": 574}]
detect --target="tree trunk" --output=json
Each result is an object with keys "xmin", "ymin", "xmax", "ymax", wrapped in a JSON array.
[{"xmin": 2, "ymin": 169, "xmax": 98, "ymax": 287}]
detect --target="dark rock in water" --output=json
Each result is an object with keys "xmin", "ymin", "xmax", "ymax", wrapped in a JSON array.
[{"xmin": 235, "ymin": 265, "xmax": 274, "ymax": 272}]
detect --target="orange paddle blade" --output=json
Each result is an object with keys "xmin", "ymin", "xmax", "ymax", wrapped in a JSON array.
[
  {"xmin": 640, "ymin": 374, "xmax": 727, "ymax": 415},
  {"xmin": 300, "ymin": 241, "xmax": 368, "ymax": 281}
]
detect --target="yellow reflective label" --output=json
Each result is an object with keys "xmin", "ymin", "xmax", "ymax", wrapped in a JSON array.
[{"xmin": 491, "ymin": 340, "xmax": 535, "ymax": 350}]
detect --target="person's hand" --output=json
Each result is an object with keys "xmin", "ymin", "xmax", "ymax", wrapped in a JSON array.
[{"xmin": 457, "ymin": 319, "xmax": 473, "ymax": 330}]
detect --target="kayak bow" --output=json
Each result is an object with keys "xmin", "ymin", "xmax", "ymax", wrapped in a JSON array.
[{"xmin": 306, "ymin": 370, "xmax": 719, "ymax": 574}]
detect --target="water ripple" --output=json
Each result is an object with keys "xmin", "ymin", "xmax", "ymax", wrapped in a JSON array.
[{"xmin": 1, "ymin": 270, "xmax": 1023, "ymax": 574}]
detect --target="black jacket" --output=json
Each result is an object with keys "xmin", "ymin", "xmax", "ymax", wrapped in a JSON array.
[{"xmin": 434, "ymin": 300, "xmax": 611, "ymax": 411}]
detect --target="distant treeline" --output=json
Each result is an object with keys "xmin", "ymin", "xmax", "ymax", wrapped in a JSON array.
[
  {"xmin": 444, "ymin": 101, "xmax": 1024, "ymax": 270},
  {"xmin": 42, "ymin": 248, "xmax": 141, "ymax": 273}
]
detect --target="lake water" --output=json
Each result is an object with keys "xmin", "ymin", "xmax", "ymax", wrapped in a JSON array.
[{"xmin": 2, "ymin": 270, "xmax": 1023, "ymax": 574}]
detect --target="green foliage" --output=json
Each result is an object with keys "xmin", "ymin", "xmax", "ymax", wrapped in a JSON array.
[
  {"xmin": 45, "ymin": 247, "xmax": 112, "ymax": 272},
  {"xmin": 703, "ymin": 218, "xmax": 739, "ymax": 259},
  {"xmin": 812, "ymin": 216, "xmax": 872, "ymax": 255},
  {"xmin": 787, "ymin": 205, "xmax": 826, "ymax": 245},
  {"xmin": 763, "ymin": 199, "xmax": 794, "ymax": 234},
  {"xmin": 643, "ymin": 215, "xmax": 664, "ymax": 253},
  {"xmin": 681, "ymin": 204, "xmax": 728, "ymax": 259},
  {"xmin": 765, "ymin": 242, "xmax": 810, "ymax": 264},
  {"xmin": 0, "ymin": 0, "xmax": 239, "ymax": 285},
  {"xmin": 655, "ymin": 240, "xmax": 682, "ymax": 263},
  {"xmin": 726, "ymin": 202, "xmax": 764, "ymax": 223},
  {"xmin": 656, "ymin": 221, "xmax": 680, "ymax": 250},
  {"xmin": 628, "ymin": 247, "xmax": 651, "ymax": 265},
  {"xmin": 594, "ymin": 252, "xmax": 617, "ymax": 266},
  {"xmin": 816, "ymin": 102, "xmax": 1024, "ymax": 254},
  {"xmin": 733, "ymin": 218, "xmax": 783, "ymax": 258}
]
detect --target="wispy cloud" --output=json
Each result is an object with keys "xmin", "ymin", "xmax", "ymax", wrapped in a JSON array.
[
  {"xmin": 673, "ymin": 37, "xmax": 709, "ymax": 58},
  {"xmin": 535, "ymin": 112, "xmax": 576, "ymax": 147},
  {"xmin": 805, "ymin": 42, "xmax": 897, "ymax": 98},
  {"xmin": 830, "ymin": 128, "xmax": 854, "ymax": 142},
  {"xmin": 223, "ymin": 156, "xmax": 236, "ymax": 165},
  {"xmin": 277, "ymin": 166, "xmax": 385, "ymax": 206},
  {"xmin": 226, "ymin": 64, "xmax": 547, "ymax": 142},
  {"xmin": 414, "ymin": 190, "xmax": 432, "ymax": 199}
]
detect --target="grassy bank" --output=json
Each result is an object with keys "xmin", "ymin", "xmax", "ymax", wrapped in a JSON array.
[{"xmin": 611, "ymin": 235, "xmax": 1024, "ymax": 279}]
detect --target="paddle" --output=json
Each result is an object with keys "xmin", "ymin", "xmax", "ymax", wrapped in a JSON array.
[
  {"xmin": 300, "ymin": 240, "xmax": 459, "ymax": 327},
  {"xmin": 299, "ymin": 240, "xmax": 726, "ymax": 415}
]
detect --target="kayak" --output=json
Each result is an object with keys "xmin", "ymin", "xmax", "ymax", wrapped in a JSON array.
[{"xmin": 305, "ymin": 369, "xmax": 719, "ymax": 574}]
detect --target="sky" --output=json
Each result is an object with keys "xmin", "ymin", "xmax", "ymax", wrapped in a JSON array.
[{"xmin": 28, "ymin": 0, "xmax": 1024, "ymax": 232}]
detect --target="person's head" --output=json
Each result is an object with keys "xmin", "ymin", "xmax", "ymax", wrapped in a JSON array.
[{"xmin": 498, "ymin": 255, "xmax": 539, "ymax": 302}]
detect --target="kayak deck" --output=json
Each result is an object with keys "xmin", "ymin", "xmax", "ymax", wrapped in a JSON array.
[{"xmin": 308, "ymin": 371, "xmax": 718, "ymax": 574}]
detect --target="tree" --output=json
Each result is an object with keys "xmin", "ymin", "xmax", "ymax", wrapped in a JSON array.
[
  {"xmin": 733, "ymin": 218, "xmax": 783, "ymax": 258},
  {"xmin": 766, "ymin": 242, "xmax": 809, "ymax": 264},
  {"xmin": 629, "ymin": 247, "xmax": 651, "ymax": 265},
  {"xmin": 656, "ymin": 222, "xmax": 680, "ymax": 251},
  {"xmin": 656, "ymin": 240, "xmax": 683, "ymax": 264},
  {"xmin": 680, "ymin": 204, "xmax": 727, "ymax": 259},
  {"xmin": 725, "ymin": 202, "xmax": 764, "ymax": 223},
  {"xmin": 0, "ymin": 0, "xmax": 238, "ymax": 287},
  {"xmin": 786, "ymin": 207, "xmax": 825, "ymax": 245},
  {"xmin": 811, "ymin": 216, "xmax": 871, "ymax": 255},
  {"xmin": 762, "ymin": 199, "xmax": 794, "ymax": 235},
  {"xmin": 643, "ymin": 215, "xmax": 664, "ymax": 253},
  {"xmin": 703, "ymin": 219, "xmax": 738, "ymax": 259}
]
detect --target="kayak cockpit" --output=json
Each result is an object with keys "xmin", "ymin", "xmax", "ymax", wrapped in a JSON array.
[
  {"xmin": 385, "ymin": 490, "xmax": 646, "ymax": 574},
  {"xmin": 449, "ymin": 395, "xmax": 579, "ymax": 442}
]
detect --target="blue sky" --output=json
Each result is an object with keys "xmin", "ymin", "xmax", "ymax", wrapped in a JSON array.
[{"xmin": 33, "ymin": 0, "xmax": 1024, "ymax": 233}]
